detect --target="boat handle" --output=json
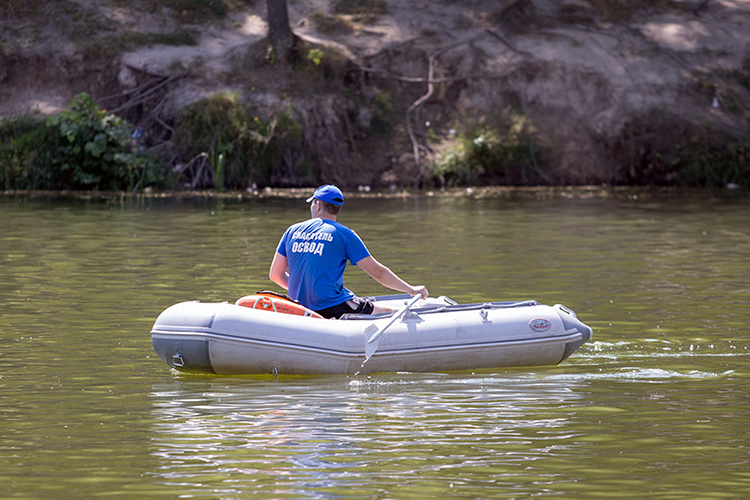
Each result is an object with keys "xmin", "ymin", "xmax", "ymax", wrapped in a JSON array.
[
  {"xmin": 172, "ymin": 354, "xmax": 185, "ymax": 367},
  {"xmin": 253, "ymin": 296, "xmax": 278, "ymax": 313},
  {"xmin": 554, "ymin": 304, "xmax": 577, "ymax": 319}
]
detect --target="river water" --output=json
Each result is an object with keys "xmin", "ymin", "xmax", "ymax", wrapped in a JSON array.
[{"xmin": 1, "ymin": 189, "xmax": 748, "ymax": 499}]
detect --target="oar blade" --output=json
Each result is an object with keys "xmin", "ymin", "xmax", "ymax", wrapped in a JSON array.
[
  {"xmin": 364, "ymin": 324, "xmax": 379, "ymax": 361},
  {"xmin": 362, "ymin": 295, "xmax": 422, "ymax": 362},
  {"xmin": 364, "ymin": 337, "xmax": 379, "ymax": 361}
]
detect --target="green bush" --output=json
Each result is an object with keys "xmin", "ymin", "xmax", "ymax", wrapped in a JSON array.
[
  {"xmin": 0, "ymin": 115, "xmax": 57, "ymax": 190},
  {"xmin": 1, "ymin": 93, "xmax": 164, "ymax": 191},
  {"xmin": 616, "ymin": 112, "xmax": 749, "ymax": 187},
  {"xmin": 370, "ymin": 90, "xmax": 395, "ymax": 137},
  {"xmin": 44, "ymin": 93, "xmax": 160, "ymax": 190},
  {"xmin": 310, "ymin": 12, "xmax": 353, "ymax": 36},
  {"xmin": 173, "ymin": 93, "xmax": 305, "ymax": 189},
  {"xmin": 429, "ymin": 113, "xmax": 548, "ymax": 186},
  {"xmin": 676, "ymin": 134, "xmax": 749, "ymax": 187}
]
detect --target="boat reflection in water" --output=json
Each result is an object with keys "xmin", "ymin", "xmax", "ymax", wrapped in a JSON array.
[{"xmin": 149, "ymin": 372, "xmax": 590, "ymax": 496}]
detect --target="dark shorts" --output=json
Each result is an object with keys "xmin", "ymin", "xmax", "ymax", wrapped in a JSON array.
[{"xmin": 316, "ymin": 297, "xmax": 375, "ymax": 319}]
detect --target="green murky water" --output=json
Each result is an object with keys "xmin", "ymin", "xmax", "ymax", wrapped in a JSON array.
[{"xmin": 1, "ymin": 191, "xmax": 748, "ymax": 499}]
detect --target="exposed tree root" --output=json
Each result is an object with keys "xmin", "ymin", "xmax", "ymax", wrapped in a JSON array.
[
  {"xmin": 358, "ymin": 31, "xmax": 535, "ymax": 187},
  {"xmin": 98, "ymin": 71, "xmax": 186, "ymax": 149}
]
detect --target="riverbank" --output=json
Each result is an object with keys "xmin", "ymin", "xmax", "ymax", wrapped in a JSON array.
[
  {"xmin": 2, "ymin": 0, "xmax": 749, "ymax": 189},
  {"xmin": 3, "ymin": 184, "xmax": 747, "ymax": 204}
]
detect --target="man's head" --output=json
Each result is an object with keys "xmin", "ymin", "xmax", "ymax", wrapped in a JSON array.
[{"xmin": 307, "ymin": 185, "xmax": 343, "ymax": 216}]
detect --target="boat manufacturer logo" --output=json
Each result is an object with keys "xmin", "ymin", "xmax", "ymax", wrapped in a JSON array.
[{"xmin": 529, "ymin": 318, "xmax": 552, "ymax": 332}]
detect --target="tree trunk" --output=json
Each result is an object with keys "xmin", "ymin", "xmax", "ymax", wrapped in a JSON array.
[{"xmin": 266, "ymin": 0, "xmax": 298, "ymax": 63}]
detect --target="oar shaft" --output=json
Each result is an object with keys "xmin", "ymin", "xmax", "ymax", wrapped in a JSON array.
[{"xmin": 367, "ymin": 294, "xmax": 422, "ymax": 344}]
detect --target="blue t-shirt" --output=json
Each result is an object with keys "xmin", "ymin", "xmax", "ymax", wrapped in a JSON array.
[{"xmin": 276, "ymin": 218, "xmax": 371, "ymax": 311}]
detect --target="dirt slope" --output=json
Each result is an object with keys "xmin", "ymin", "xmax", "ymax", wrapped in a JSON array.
[{"xmin": 1, "ymin": 0, "xmax": 749, "ymax": 185}]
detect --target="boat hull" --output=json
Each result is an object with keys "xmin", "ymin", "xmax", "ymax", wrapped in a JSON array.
[{"xmin": 151, "ymin": 296, "xmax": 592, "ymax": 375}]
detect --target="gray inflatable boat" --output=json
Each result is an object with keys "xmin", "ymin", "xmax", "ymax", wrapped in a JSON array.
[{"xmin": 151, "ymin": 294, "xmax": 592, "ymax": 376}]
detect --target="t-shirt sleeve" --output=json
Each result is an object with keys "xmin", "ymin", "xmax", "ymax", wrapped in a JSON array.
[
  {"xmin": 276, "ymin": 228, "xmax": 290, "ymax": 257},
  {"xmin": 346, "ymin": 229, "xmax": 370, "ymax": 265}
]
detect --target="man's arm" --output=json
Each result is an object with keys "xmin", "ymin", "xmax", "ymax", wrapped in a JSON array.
[
  {"xmin": 356, "ymin": 256, "xmax": 428, "ymax": 299},
  {"xmin": 269, "ymin": 252, "xmax": 290, "ymax": 290}
]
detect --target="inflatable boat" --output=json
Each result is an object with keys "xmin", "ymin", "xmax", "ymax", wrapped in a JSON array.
[{"xmin": 150, "ymin": 294, "xmax": 593, "ymax": 376}]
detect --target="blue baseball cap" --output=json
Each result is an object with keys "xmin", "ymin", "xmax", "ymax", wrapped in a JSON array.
[{"xmin": 306, "ymin": 185, "xmax": 344, "ymax": 206}]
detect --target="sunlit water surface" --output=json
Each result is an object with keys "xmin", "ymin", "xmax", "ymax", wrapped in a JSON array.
[{"xmin": 1, "ymin": 191, "xmax": 748, "ymax": 499}]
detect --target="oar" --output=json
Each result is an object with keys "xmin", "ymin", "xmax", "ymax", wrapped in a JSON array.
[{"xmin": 364, "ymin": 294, "xmax": 422, "ymax": 361}]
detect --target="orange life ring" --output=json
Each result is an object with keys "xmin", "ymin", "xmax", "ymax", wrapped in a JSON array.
[{"xmin": 235, "ymin": 293, "xmax": 324, "ymax": 319}]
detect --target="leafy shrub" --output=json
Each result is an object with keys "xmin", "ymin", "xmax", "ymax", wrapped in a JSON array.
[
  {"xmin": 370, "ymin": 90, "xmax": 395, "ymax": 137},
  {"xmin": 0, "ymin": 115, "xmax": 57, "ymax": 190},
  {"xmin": 308, "ymin": 48, "xmax": 325, "ymax": 66},
  {"xmin": 173, "ymin": 93, "xmax": 306, "ymax": 189},
  {"xmin": 44, "ymin": 94, "xmax": 161, "ymax": 190},
  {"xmin": 615, "ymin": 112, "xmax": 750, "ymax": 187},
  {"xmin": 675, "ymin": 134, "xmax": 749, "ymax": 187},
  {"xmin": 429, "ymin": 112, "xmax": 548, "ymax": 186},
  {"xmin": 1, "ymin": 93, "xmax": 164, "ymax": 191},
  {"xmin": 296, "ymin": 42, "xmax": 351, "ymax": 83},
  {"xmin": 310, "ymin": 12, "xmax": 353, "ymax": 36},
  {"xmin": 331, "ymin": 0, "xmax": 387, "ymax": 23}
]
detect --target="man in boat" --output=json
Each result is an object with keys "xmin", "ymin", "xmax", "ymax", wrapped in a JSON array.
[{"xmin": 269, "ymin": 184, "xmax": 429, "ymax": 318}]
